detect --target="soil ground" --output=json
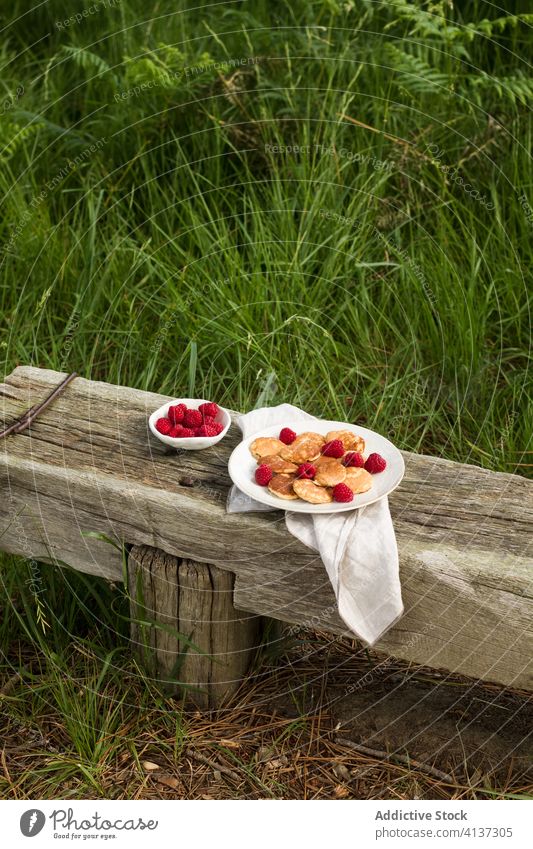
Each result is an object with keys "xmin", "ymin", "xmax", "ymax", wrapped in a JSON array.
[{"xmin": 2, "ymin": 630, "xmax": 529, "ymax": 799}]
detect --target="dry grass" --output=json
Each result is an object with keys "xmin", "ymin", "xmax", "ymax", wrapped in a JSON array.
[{"xmin": 1, "ymin": 630, "xmax": 531, "ymax": 800}]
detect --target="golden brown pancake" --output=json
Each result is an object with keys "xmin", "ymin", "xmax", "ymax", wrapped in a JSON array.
[
  {"xmin": 294, "ymin": 431, "xmax": 326, "ymax": 445},
  {"xmin": 280, "ymin": 433, "xmax": 324, "ymax": 464},
  {"xmin": 326, "ymin": 429, "xmax": 365, "ymax": 453},
  {"xmin": 292, "ymin": 479, "xmax": 333, "ymax": 504},
  {"xmin": 344, "ymin": 467, "xmax": 373, "ymax": 494},
  {"xmin": 314, "ymin": 457, "xmax": 347, "ymax": 487},
  {"xmin": 259, "ymin": 454, "xmax": 298, "ymax": 474},
  {"xmin": 267, "ymin": 473, "xmax": 298, "ymax": 500},
  {"xmin": 250, "ymin": 436, "xmax": 284, "ymax": 460}
]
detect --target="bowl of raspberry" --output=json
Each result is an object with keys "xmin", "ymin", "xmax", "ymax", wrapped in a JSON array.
[{"xmin": 149, "ymin": 398, "xmax": 231, "ymax": 450}]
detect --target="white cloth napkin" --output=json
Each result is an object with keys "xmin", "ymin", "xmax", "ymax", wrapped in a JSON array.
[{"xmin": 227, "ymin": 404, "xmax": 403, "ymax": 644}]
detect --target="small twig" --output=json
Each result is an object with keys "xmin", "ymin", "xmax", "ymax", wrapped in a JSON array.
[
  {"xmin": 0, "ymin": 667, "xmax": 28, "ymax": 696},
  {"xmin": 0, "ymin": 372, "xmax": 77, "ymax": 440},
  {"xmin": 1, "ymin": 748, "xmax": 12, "ymax": 786},
  {"xmin": 337, "ymin": 113, "xmax": 436, "ymax": 164},
  {"xmin": 335, "ymin": 736, "xmax": 454, "ymax": 784},
  {"xmin": 338, "ymin": 113, "xmax": 412, "ymax": 148},
  {"xmin": 184, "ymin": 747, "xmax": 241, "ymax": 782}
]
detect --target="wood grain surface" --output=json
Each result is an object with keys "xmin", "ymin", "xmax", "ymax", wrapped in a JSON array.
[
  {"xmin": 1, "ymin": 366, "xmax": 531, "ymax": 689},
  {"xmin": 128, "ymin": 545, "xmax": 261, "ymax": 707}
]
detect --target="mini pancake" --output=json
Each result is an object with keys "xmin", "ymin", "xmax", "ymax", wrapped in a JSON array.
[
  {"xmin": 344, "ymin": 467, "xmax": 373, "ymax": 494},
  {"xmin": 293, "ymin": 431, "xmax": 326, "ymax": 445},
  {"xmin": 259, "ymin": 454, "xmax": 298, "ymax": 474},
  {"xmin": 267, "ymin": 473, "xmax": 298, "ymax": 500},
  {"xmin": 250, "ymin": 436, "xmax": 284, "ymax": 460},
  {"xmin": 293, "ymin": 479, "xmax": 333, "ymax": 504},
  {"xmin": 326, "ymin": 429, "xmax": 365, "ymax": 453},
  {"xmin": 314, "ymin": 457, "xmax": 347, "ymax": 487},
  {"xmin": 280, "ymin": 433, "xmax": 324, "ymax": 463}
]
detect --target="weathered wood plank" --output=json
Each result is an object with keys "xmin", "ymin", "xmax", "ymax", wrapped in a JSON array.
[
  {"xmin": 0, "ymin": 366, "xmax": 532, "ymax": 689},
  {"xmin": 128, "ymin": 545, "xmax": 261, "ymax": 708}
]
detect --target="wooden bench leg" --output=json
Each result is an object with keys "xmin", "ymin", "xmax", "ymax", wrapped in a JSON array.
[{"xmin": 127, "ymin": 544, "xmax": 262, "ymax": 709}]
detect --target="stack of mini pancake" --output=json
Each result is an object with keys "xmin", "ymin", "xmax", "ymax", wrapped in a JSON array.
[{"xmin": 250, "ymin": 430, "xmax": 372, "ymax": 504}]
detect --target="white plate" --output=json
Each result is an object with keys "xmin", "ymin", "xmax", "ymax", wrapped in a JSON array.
[{"xmin": 228, "ymin": 420, "xmax": 405, "ymax": 513}]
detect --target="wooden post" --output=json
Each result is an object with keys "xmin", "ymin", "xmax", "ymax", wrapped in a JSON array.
[{"xmin": 127, "ymin": 544, "xmax": 262, "ymax": 709}]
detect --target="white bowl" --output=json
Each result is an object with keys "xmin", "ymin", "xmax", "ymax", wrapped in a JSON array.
[{"xmin": 148, "ymin": 398, "xmax": 231, "ymax": 450}]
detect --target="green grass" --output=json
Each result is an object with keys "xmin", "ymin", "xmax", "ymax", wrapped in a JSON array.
[
  {"xmin": 1, "ymin": 0, "xmax": 531, "ymax": 468},
  {"xmin": 0, "ymin": 0, "xmax": 531, "ymax": 799}
]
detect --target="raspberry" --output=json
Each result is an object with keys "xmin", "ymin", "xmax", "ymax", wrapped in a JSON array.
[
  {"xmin": 365, "ymin": 452, "xmax": 387, "ymax": 474},
  {"xmin": 343, "ymin": 451, "xmax": 365, "ymax": 468},
  {"xmin": 332, "ymin": 483, "xmax": 354, "ymax": 503},
  {"xmin": 321, "ymin": 439, "xmax": 344, "ymax": 458},
  {"xmin": 202, "ymin": 415, "xmax": 216, "ymax": 426},
  {"xmin": 184, "ymin": 409, "xmax": 203, "ymax": 428},
  {"xmin": 178, "ymin": 427, "xmax": 195, "ymax": 438},
  {"xmin": 155, "ymin": 417, "xmax": 171, "ymax": 435},
  {"xmin": 211, "ymin": 421, "xmax": 224, "ymax": 435},
  {"xmin": 195, "ymin": 423, "xmax": 219, "ymax": 437},
  {"xmin": 255, "ymin": 464, "xmax": 273, "ymax": 486},
  {"xmin": 169, "ymin": 425, "xmax": 184, "ymax": 438},
  {"xmin": 279, "ymin": 427, "xmax": 296, "ymax": 445},
  {"xmin": 199, "ymin": 402, "xmax": 219, "ymax": 418},
  {"xmin": 296, "ymin": 462, "xmax": 316, "ymax": 480},
  {"xmin": 168, "ymin": 403, "xmax": 186, "ymax": 425}
]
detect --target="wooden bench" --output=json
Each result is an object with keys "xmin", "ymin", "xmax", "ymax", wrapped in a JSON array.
[{"xmin": 1, "ymin": 366, "xmax": 531, "ymax": 706}]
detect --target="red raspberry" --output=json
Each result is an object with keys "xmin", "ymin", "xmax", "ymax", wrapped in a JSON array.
[
  {"xmin": 178, "ymin": 427, "xmax": 195, "ymax": 438},
  {"xmin": 343, "ymin": 451, "xmax": 365, "ymax": 468},
  {"xmin": 211, "ymin": 421, "xmax": 224, "ymax": 435},
  {"xmin": 321, "ymin": 439, "xmax": 344, "ymax": 458},
  {"xmin": 332, "ymin": 483, "xmax": 354, "ymax": 503},
  {"xmin": 296, "ymin": 462, "xmax": 316, "ymax": 480},
  {"xmin": 168, "ymin": 403, "xmax": 186, "ymax": 425},
  {"xmin": 184, "ymin": 409, "xmax": 203, "ymax": 428},
  {"xmin": 255, "ymin": 464, "xmax": 273, "ymax": 486},
  {"xmin": 202, "ymin": 415, "xmax": 216, "ymax": 426},
  {"xmin": 195, "ymin": 423, "xmax": 219, "ymax": 437},
  {"xmin": 199, "ymin": 402, "xmax": 219, "ymax": 418},
  {"xmin": 169, "ymin": 425, "xmax": 184, "ymax": 438},
  {"xmin": 365, "ymin": 453, "xmax": 387, "ymax": 473},
  {"xmin": 279, "ymin": 427, "xmax": 296, "ymax": 445},
  {"xmin": 155, "ymin": 417, "xmax": 172, "ymax": 435}
]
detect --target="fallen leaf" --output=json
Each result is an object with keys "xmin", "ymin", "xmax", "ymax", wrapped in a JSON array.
[
  {"xmin": 219, "ymin": 739, "xmax": 241, "ymax": 749},
  {"xmin": 333, "ymin": 763, "xmax": 351, "ymax": 781},
  {"xmin": 334, "ymin": 783, "xmax": 350, "ymax": 798},
  {"xmin": 142, "ymin": 761, "xmax": 160, "ymax": 771},
  {"xmin": 265, "ymin": 756, "xmax": 289, "ymax": 771},
  {"xmin": 256, "ymin": 746, "xmax": 272, "ymax": 763},
  {"xmin": 157, "ymin": 775, "xmax": 180, "ymax": 790}
]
